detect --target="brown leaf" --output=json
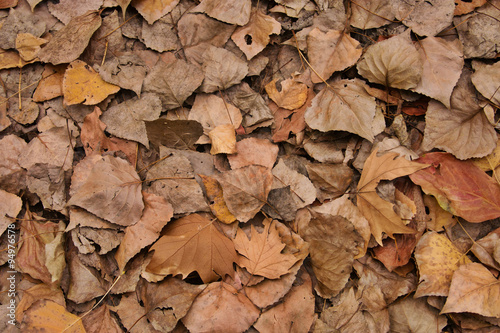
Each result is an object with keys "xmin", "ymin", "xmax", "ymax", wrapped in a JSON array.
[
  {"xmin": 356, "ymin": 149, "xmax": 427, "ymax": 245},
  {"xmin": 265, "ymin": 78, "xmax": 308, "ymax": 110},
  {"xmin": 96, "ymin": 53, "xmax": 148, "ymax": 97},
  {"xmin": 116, "ymin": 0, "xmax": 131, "ymax": 19},
  {"xmin": 182, "ymin": 281, "xmax": 260, "ymax": 333},
  {"xmin": 217, "ymin": 165, "xmax": 273, "ymax": 222},
  {"xmin": 67, "ymin": 155, "xmax": 144, "ymax": 227},
  {"xmin": 306, "ymin": 162, "xmax": 353, "ymax": 202},
  {"xmin": 16, "ymin": 283, "xmax": 66, "ymax": 323},
  {"xmin": 272, "ymin": 159, "xmax": 316, "ymax": 209},
  {"xmin": 115, "ymin": 192, "xmax": 173, "ymax": 272},
  {"xmin": 231, "ymin": 9, "xmax": 281, "ymax": 60},
  {"xmin": 146, "ymin": 214, "xmax": 238, "ymax": 283},
  {"xmin": 0, "ymin": 4, "xmax": 45, "ymax": 49},
  {"xmin": 131, "ymin": 0, "xmax": 179, "ymax": 24},
  {"xmin": 37, "ymin": 10, "xmax": 102, "ymax": 65},
  {"xmin": 47, "ymin": 0, "xmax": 103, "ymax": 25},
  {"xmin": 307, "ymin": 28, "xmax": 362, "ymax": 83},
  {"xmin": 33, "ymin": 64, "xmax": 66, "ymax": 102},
  {"xmin": 15, "ymin": 33, "xmax": 47, "ymax": 61},
  {"xmin": 228, "ymin": 137, "xmax": 279, "ymax": 169},
  {"xmin": 454, "ymin": 0, "xmax": 487, "ymax": 15},
  {"xmin": 62, "ymin": 60, "xmax": 120, "ymax": 106},
  {"xmin": 82, "ymin": 303, "xmax": 122, "ymax": 333},
  {"xmin": 471, "ymin": 227, "xmax": 500, "ymax": 271},
  {"xmin": 200, "ymin": 46, "xmax": 249, "ymax": 93},
  {"xmin": 193, "ymin": 0, "xmax": 251, "ymax": 26},
  {"xmin": 208, "ymin": 124, "xmax": 237, "ymax": 154},
  {"xmin": 393, "ymin": 0, "xmax": 455, "ymax": 36},
  {"xmin": 234, "ymin": 219, "xmax": 299, "ymax": 279},
  {"xmin": 388, "ymin": 296, "xmax": 448, "ymax": 333},
  {"xmin": 357, "ymin": 30, "xmax": 423, "ymax": 89},
  {"xmin": 145, "ymin": 119, "xmax": 203, "ymax": 150},
  {"xmin": 410, "ymin": 152, "xmax": 500, "ymax": 222},
  {"xmin": 200, "ymin": 175, "xmax": 237, "ymax": 224},
  {"xmin": 111, "ymin": 293, "xmax": 160, "ymax": 333},
  {"xmin": 0, "ymin": 190, "xmax": 21, "ymax": 236},
  {"xmin": 472, "ymin": 60, "xmax": 500, "ymax": 106},
  {"xmin": 422, "ymin": 69, "xmax": 497, "ymax": 160},
  {"xmin": 0, "ymin": 0, "xmax": 18, "ymax": 9},
  {"xmin": 304, "ymin": 79, "xmax": 378, "ymax": 142},
  {"xmin": 350, "ymin": 0, "xmax": 395, "ymax": 29},
  {"xmin": 21, "ymin": 300, "xmax": 85, "ymax": 333},
  {"xmin": 0, "ymin": 134, "xmax": 27, "ymax": 194},
  {"xmin": 442, "ymin": 262, "xmax": 500, "ymax": 318}
]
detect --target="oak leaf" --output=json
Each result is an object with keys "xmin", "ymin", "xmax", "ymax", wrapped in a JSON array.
[
  {"xmin": 441, "ymin": 263, "xmax": 500, "ymax": 318},
  {"xmin": 265, "ymin": 78, "xmax": 308, "ymax": 110},
  {"xmin": 356, "ymin": 149, "xmax": 428, "ymax": 245},
  {"xmin": 63, "ymin": 60, "xmax": 120, "ymax": 106},
  {"xmin": 409, "ymin": 152, "xmax": 500, "ymax": 222},
  {"xmin": 414, "ymin": 231, "xmax": 471, "ymax": 297},
  {"xmin": 131, "ymin": 0, "xmax": 179, "ymax": 24},
  {"xmin": 67, "ymin": 155, "xmax": 144, "ymax": 227},
  {"xmin": 234, "ymin": 219, "xmax": 299, "ymax": 279},
  {"xmin": 146, "ymin": 214, "xmax": 238, "ymax": 283},
  {"xmin": 21, "ymin": 300, "xmax": 85, "ymax": 333}
]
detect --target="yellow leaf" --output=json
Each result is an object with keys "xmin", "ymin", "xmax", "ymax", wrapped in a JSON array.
[
  {"xmin": 15, "ymin": 32, "xmax": 47, "ymax": 61},
  {"xmin": 199, "ymin": 174, "xmax": 237, "ymax": 224},
  {"xmin": 62, "ymin": 60, "xmax": 120, "ymax": 106},
  {"xmin": 21, "ymin": 300, "xmax": 86, "ymax": 333}
]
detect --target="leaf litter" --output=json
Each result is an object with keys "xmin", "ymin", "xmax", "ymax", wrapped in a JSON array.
[{"xmin": 1, "ymin": 0, "xmax": 500, "ymax": 332}]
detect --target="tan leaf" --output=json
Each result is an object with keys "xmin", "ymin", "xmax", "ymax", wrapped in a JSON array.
[
  {"xmin": 193, "ymin": 0, "xmax": 251, "ymax": 26},
  {"xmin": 231, "ymin": 9, "xmax": 281, "ymax": 60},
  {"xmin": 0, "ymin": 134, "xmax": 27, "ymax": 193},
  {"xmin": 234, "ymin": 219, "xmax": 299, "ymax": 279},
  {"xmin": 454, "ymin": 0, "xmax": 487, "ymax": 15},
  {"xmin": 0, "ymin": 190, "xmax": 22, "ymax": 236},
  {"xmin": 131, "ymin": 0, "xmax": 179, "ymax": 24},
  {"xmin": 15, "ymin": 32, "xmax": 46, "ymax": 61},
  {"xmin": 265, "ymin": 78, "xmax": 308, "ymax": 110},
  {"xmin": 200, "ymin": 46, "xmax": 248, "ymax": 93},
  {"xmin": 37, "ymin": 11, "xmax": 102, "ymax": 65},
  {"xmin": 272, "ymin": 159, "xmax": 316, "ymax": 209},
  {"xmin": 110, "ymin": 293, "xmax": 159, "ymax": 332},
  {"xmin": 414, "ymin": 231, "xmax": 471, "ymax": 297},
  {"xmin": 423, "ymin": 194, "xmax": 456, "ymax": 232},
  {"xmin": 47, "ymin": 0, "xmax": 103, "ymax": 25},
  {"xmin": 63, "ymin": 60, "xmax": 120, "ymax": 106},
  {"xmin": 304, "ymin": 79, "xmax": 378, "ymax": 142},
  {"xmin": 228, "ymin": 137, "xmax": 279, "ymax": 169},
  {"xmin": 306, "ymin": 163, "xmax": 353, "ymax": 202},
  {"xmin": 388, "ymin": 296, "xmax": 448, "ymax": 333},
  {"xmin": 146, "ymin": 214, "xmax": 238, "ymax": 283},
  {"xmin": 82, "ymin": 304, "xmax": 122, "ymax": 333},
  {"xmin": 208, "ymin": 124, "xmax": 237, "ymax": 154},
  {"xmin": 21, "ymin": 300, "xmax": 85, "ymax": 333},
  {"xmin": 414, "ymin": 37, "xmax": 464, "ymax": 108},
  {"xmin": 357, "ymin": 30, "xmax": 423, "ymax": 89},
  {"xmin": 217, "ymin": 165, "xmax": 273, "ymax": 222},
  {"xmin": 442, "ymin": 263, "xmax": 500, "ymax": 318},
  {"xmin": 182, "ymin": 282, "xmax": 260, "ymax": 332},
  {"xmin": 116, "ymin": 0, "xmax": 131, "ymax": 19},
  {"xmin": 115, "ymin": 192, "xmax": 173, "ymax": 272},
  {"xmin": 393, "ymin": 0, "xmax": 455, "ymax": 37},
  {"xmin": 33, "ymin": 64, "xmax": 66, "ymax": 102},
  {"xmin": 472, "ymin": 60, "xmax": 500, "ymax": 106},
  {"xmin": 16, "ymin": 283, "xmax": 65, "ymax": 324},
  {"xmin": 471, "ymin": 227, "xmax": 500, "ymax": 271},
  {"xmin": 67, "ymin": 155, "xmax": 144, "ymax": 227},
  {"xmin": 199, "ymin": 175, "xmax": 237, "ymax": 224},
  {"xmin": 254, "ymin": 270, "xmax": 315, "ymax": 332},
  {"xmin": 0, "ymin": 0, "xmax": 18, "ymax": 9},
  {"xmin": 96, "ymin": 53, "xmax": 148, "ymax": 97},
  {"xmin": 356, "ymin": 149, "xmax": 427, "ymax": 245},
  {"xmin": 422, "ymin": 69, "xmax": 497, "ymax": 159},
  {"xmin": 307, "ymin": 28, "xmax": 362, "ymax": 83},
  {"xmin": 350, "ymin": 0, "xmax": 395, "ymax": 29},
  {"xmin": 302, "ymin": 212, "xmax": 363, "ymax": 298},
  {"xmin": 0, "ymin": 48, "xmax": 30, "ymax": 69}
]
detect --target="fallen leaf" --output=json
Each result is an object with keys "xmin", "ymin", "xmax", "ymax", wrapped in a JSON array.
[
  {"xmin": 423, "ymin": 194, "xmax": 456, "ymax": 231},
  {"xmin": 21, "ymin": 300, "xmax": 85, "ymax": 333},
  {"xmin": 350, "ymin": 0, "xmax": 395, "ymax": 29},
  {"xmin": 115, "ymin": 192, "xmax": 173, "ymax": 272},
  {"xmin": 217, "ymin": 165, "xmax": 273, "ymax": 222},
  {"xmin": 15, "ymin": 283, "xmax": 65, "ymax": 324},
  {"xmin": 231, "ymin": 9, "xmax": 281, "ymax": 60},
  {"xmin": 0, "ymin": 189, "xmax": 21, "ymax": 236},
  {"xmin": 82, "ymin": 303, "xmax": 122, "ymax": 333},
  {"xmin": 472, "ymin": 60, "xmax": 500, "ymax": 106},
  {"xmin": 67, "ymin": 155, "xmax": 144, "ymax": 227},
  {"xmin": 306, "ymin": 162, "xmax": 353, "ymax": 202},
  {"xmin": 265, "ymin": 78, "xmax": 308, "ymax": 110},
  {"xmin": 47, "ymin": 0, "xmax": 103, "ymax": 25},
  {"xmin": 15, "ymin": 33, "xmax": 47, "ymax": 61},
  {"xmin": 110, "ymin": 293, "xmax": 159, "ymax": 333},
  {"xmin": 301, "ymin": 212, "xmax": 363, "ymax": 298},
  {"xmin": 145, "ymin": 119, "xmax": 203, "ymax": 150},
  {"xmin": 146, "ymin": 213, "xmax": 238, "ymax": 283},
  {"xmin": 304, "ymin": 79, "xmax": 378, "ymax": 142},
  {"xmin": 388, "ymin": 295, "xmax": 448, "ymax": 333},
  {"xmin": 62, "ymin": 60, "xmax": 120, "ymax": 106},
  {"xmin": 37, "ymin": 10, "xmax": 102, "ymax": 65},
  {"xmin": 272, "ymin": 159, "xmax": 316, "ymax": 209},
  {"xmin": 0, "ymin": 134, "xmax": 27, "ymax": 194},
  {"xmin": 442, "ymin": 262, "xmax": 500, "ymax": 318},
  {"xmin": 182, "ymin": 281, "xmax": 259, "ymax": 333},
  {"xmin": 33, "ymin": 64, "xmax": 66, "ymax": 102},
  {"xmin": 0, "ymin": 4, "xmax": 45, "ymax": 49},
  {"xmin": 454, "ymin": 0, "xmax": 487, "ymax": 15},
  {"xmin": 356, "ymin": 149, "xmax": 427, "ymax": 245},
  {"xmin": 413, "ymin": 36, "xmax": 464, "ymax": 108},
  {"xmin": 116, "ymin": 0, "xmax": 131, "ymax": 19},
  {"xmin": 471, "ymin": 227, "xmax": 500, "ymax": 271},
  {"xmin": 422, "ymin": 69, "xmax": 497, "ymax": 160},
  {"xmin": 208, "ymin": 124, "xmax": 237, "ymax": 154},
  {"xmin": 234, "ymin": 218, "xmax": 299, "ymax": 279},
  {"xmin": 0, "ymin": 0, "xmax": 17, "ymax": 9},
  {"xmin": 357, "ymin": 30, "xmax": 423, "ymax": 90},
  {"xmin": 227, "ymin": 137, "xmax": 279, "ymax": 169},
  {"xmin": 393, "ymin": 0, "xmax": 455, "ymax": 36},
  {"xmin": 200, "ymin": 46, "xmax": 249, "ymax": 93},
  {"xmin": 0, "ymin": 48, "xmax": 30, "ymax": 69},
  {"xmin": 414, "ymin": 231, "xmax": 471, "ymax": 297},
  {"xmin": 131, "ymin": 0, "xmax": 179, "ymax": 24},
  {"xmin": 226, "ymin": 83, "xmax": 274, "ymax": 128},
  {"xmin": 307, "ymin": 28, "xmax": 362, "ymax": 83},
  {"xmin": 410, "ymin": 152, "xmax": 500, "ymax": 222},
  {"xmin": 193, "ymin": 0, "xmax": 251, "ymax": 26},
  {"xmin": 199, "ymin": 174, "xmax": 237, "ymax": 224}
]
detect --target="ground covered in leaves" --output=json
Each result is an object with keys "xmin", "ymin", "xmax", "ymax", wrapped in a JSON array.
[{"xmin": 1, "ymin": 0, "xmax": 500, "ymax": 332}]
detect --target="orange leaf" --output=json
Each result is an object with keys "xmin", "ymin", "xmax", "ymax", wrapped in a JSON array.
[
  {"xmin": 21, "ymin": 300, "xmax": 86, "ymax": 333},
  {"xmin": 265, "ymin": 78, "xmax": 308, "ymax": 110},
  {"xmin": 199, "ymin": 174, "xmax": 237, "ymax": 224}
]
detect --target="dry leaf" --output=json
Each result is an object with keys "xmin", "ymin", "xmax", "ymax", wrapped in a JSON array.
[
  {"xmin": 131, "ymin": 0, "xmax": 179, "ymax": 24},
  {"xmin": 265, "ymin": 78, "xmax": 308, "ymax": 110},
  {"xmin": 140, "ymin": 15, "xmax": 178, "ymax": 53},
  {"xmin": 442, "ymin": 263, "xmax": 500, "ymax": 318},
  {"xmin": 0, "ymin": 0, "xmax": 17, "ymax": 9},
  {"xmin": 454, "ymin": 0, "xmax": 487, "ymax": 15},
  {"xmin": 15, "ymin": 33, "xmax": 47, "ymax": 61},
  {"xmin": 0, "ymin": 4, "xmax": 45, "ymax": 49},
  {"xmin": 15, "ymin": 283, "xmax": 65, "ymax": 324},
  {"xmin": 410, "ymin": 152, "xmax": 500, "ymax": 222},
  {"xmin": 234, "ymin": 219, "xmax": 299, "ymax": 279},
  {"xmin": 307, "ymin": 28, "xmax": 362, "ymax": 83},
  {"xmin": 0, "ymin": 190, "xmax": 21, "ymax": 236},
  {"xmin": 272, "ymin": 159, "xmax": 316, "ymax": 209},
  {"xmin": 33, "ymin": 64, "xmax": 66, "ymax": 102},
  {"xmin": 193, "ymin": 0, "xmax": 251, "ymax": 26},
  {"xmin": 37, "ymin": 11, "xmax": 102, "ymax": 65},
  {"xmin": 350, "ymin": 0, "xmax": 395, "ymax": 29},
  {"xmin": 199, "ymin": 174, "xmax": 237, "ymax": 224},
  {"xmin": 47, "ymin": 0, "xmax": 103, "ymax": 25},
  {"xmin": 182, "ymin": 281, "xmax": 259, "ymax": 332},
  {"xmin": 145, "ymin": 119, "xmax": 203, "ymax": 150},
  {"xmin": 471, "ymin": 227, "xmax": 500, "ymax": 271},
  {"xmin": 217, "ymin": 165, "xmax": 273, "ymax": 222},
  {"xmin": 231, "ymin": 9, "xmax": 281, "ymax": 60},
  {"xmin": 227, "ymin": 137, "xmax": 279, "ymax": 169},
  {"xmin": 304, "ymin": 79, "xmax": 378, "ymax": 142},
  {"xmin": 96, "ymin": 53, "xmax": 148, "ymax": 97},
  {"xmin": 110, "ymin": 293, "xmax": 159, "ymax": 333},
  {"xmin": 388, "ymin": 296, "xmax": 448, "ymax": 332},
  {"xmin": 356, "ymin": 149, "xmax": 427, "ymax": 245},
  {"xmin": 357, "ymin": 30, "xmax": 423, "ymax": 90},
  {"xmin": 117, "ymin": 0, "xmax": 131, "ymax": 19},
  {"xmin": 306, "ymin": 163, "xmax": 353, "ymax": 202},
  {"xmin": 208, "ymin": 124, "xmax": 237, "ymax": 154},
  {"xmin": 0, "ymin": 134, "xmax": 27, "ymax": 194},
  {"xmin": 146, "ymin": 214, "xmax": 238, "ymax": 283},
  {"xmin": 226, "ymin": 82, "xmax": 274, "ymax": 128},
  {"xmin": 393, "ymin": 0, "xmax": 455, "ymax": 36},
  {"xmin": 21, "ymin": 300, "xmax": 85, "ymax": 333},
  {"xmin": 472, "ymin": 60, "xmax": 500, "ymax": 106},
  {"xmin": 82, "ymin": 303, "xmax": 122, "ymax": 333},
  {"xmin": 67, "ymin": 155, "xmax": 144, "ymax": 227},
  {"xmin": 200, "ymin": 46, "xmax": 249, "ymax": 93},
  {"xmin": 414, "ymin": 37, "xmax": 464, "ymax": 108}
]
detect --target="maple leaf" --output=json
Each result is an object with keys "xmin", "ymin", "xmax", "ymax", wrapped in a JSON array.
[
  {"xmin": 234, "ymin": 218, "xmax": 299, "ymax": 279},
  {"xmin": 146, "ymin": 213, "xmax": 238, "ymax": 283},
  {"xmin": 356, "ymin": 148, "xmax": 428, "ymax": 245}
]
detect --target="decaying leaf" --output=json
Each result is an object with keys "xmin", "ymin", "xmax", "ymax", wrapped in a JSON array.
[
  {"xmin": 0, "ymin": 134, "xmax": 27, "ymax": 194},
  {"xmin": 265, "ymin": 78, "xmax": 308, "ymax": 110},
  {"xmin": 193, "ymin": 0, "xmax": 251, "ymax": 26},
  {"xmin": 393, "ymin": 0, "xmax": 455, "ymax": 36},
  {"xmin": 145, "ymin": 119, "xmax": 203, "ymax": 150},
  {"xmin": 350, "ymin": 0, "xmax": 395, "ymax": 29},
  {"xmin": 82, "ymin": 303, "xmax": 122, "ymax": 333},
  {"xmin": 21, "ymin": 300, "xmax": 85, "ymax": 333},
  {"xmin": 146, "ymin": 214, "xmax": 238, "ymax": 283},
  {"xmin": 388, "ymin": 295, "xmax": 448, "ymax": 333},
  {"xmin": 272, "ymin": 159, "xmax": 316, "ymax": 209},
  {"xmin": 306, "ymin": 163, "xmax": 353, "ymax": 202},
  {"xmin": 234, "ymin": 218, "xmax": 299, "ymax": 279},
  {"xmin": 131, "ymin": 0, "xmax": 180, "ymax": 24}
]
